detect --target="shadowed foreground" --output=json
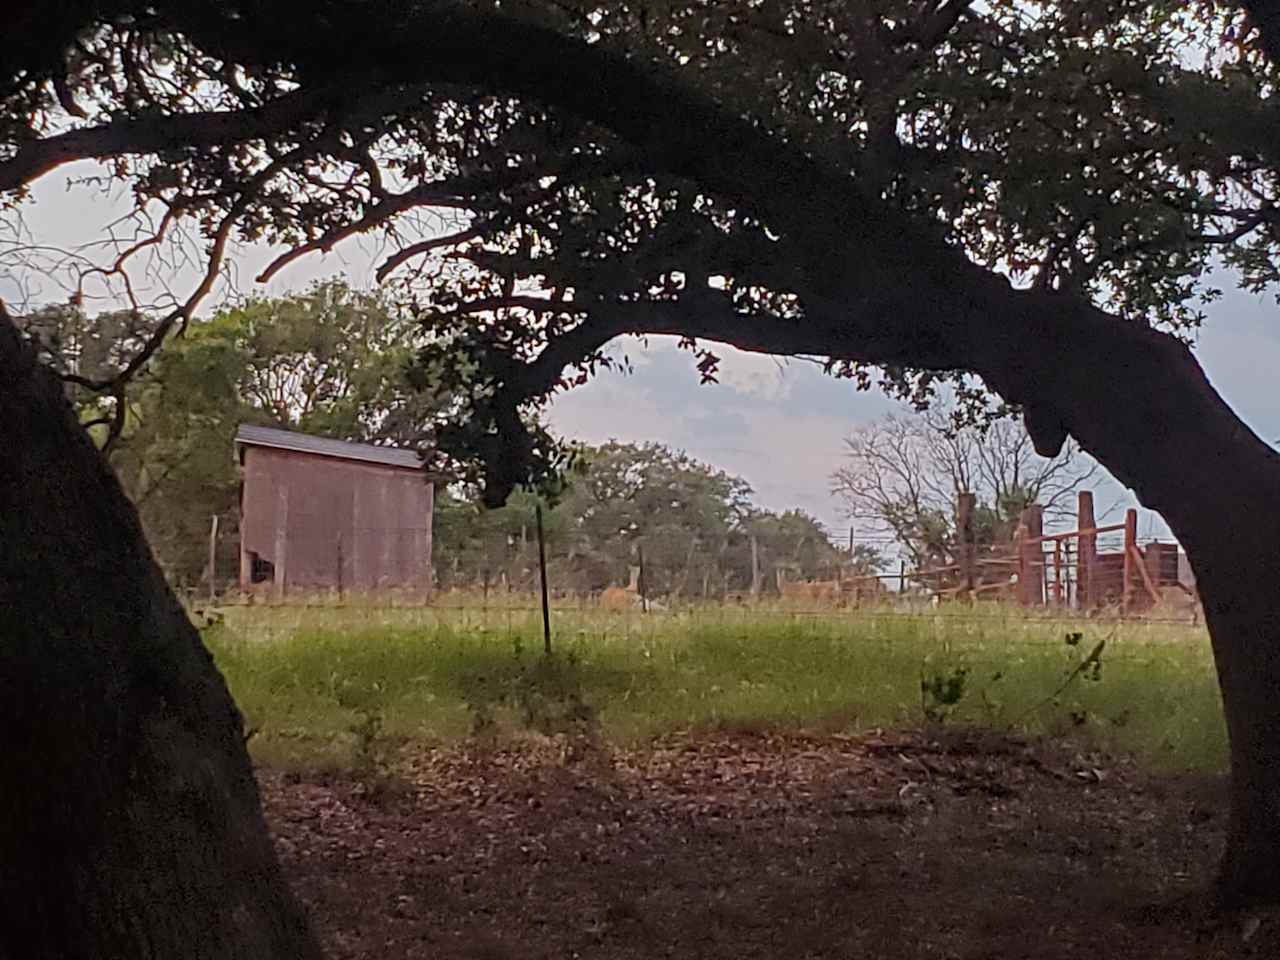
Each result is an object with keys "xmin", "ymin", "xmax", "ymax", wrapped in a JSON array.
[{"xmin": 263, "ymin": 731, "xmax": 1274, "ymax": 959}]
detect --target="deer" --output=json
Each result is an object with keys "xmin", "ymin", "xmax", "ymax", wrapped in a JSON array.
[{"xmin": 599, "ymin": 566, "xmax": 642, "ymax": 612}]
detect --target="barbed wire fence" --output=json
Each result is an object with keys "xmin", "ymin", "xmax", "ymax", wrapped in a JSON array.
[{"xmin": 177, "ymin": 507, "xmax": 1199, "ymax": 626}]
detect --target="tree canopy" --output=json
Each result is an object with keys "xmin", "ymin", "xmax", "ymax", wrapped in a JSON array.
[{"xmin": 5, "ymin": 0, "xmax": 1280, "ymax": 504}]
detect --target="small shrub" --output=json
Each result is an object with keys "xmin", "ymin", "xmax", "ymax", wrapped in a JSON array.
[
  {"xmin": 332, "ymin": 679, "xmax": 392, "ymax": 777},
  {"xmin": 460, "ymin": 645, "xmax": 600, "ymax": 747},
  {"xmin": 348, "ymin": 705, "xmax": 386, "ymax": 773},
  {"xmin": 1018, "ymin": 632, "xmax": 1108, "ymax": 735},
  {"xmin": 192, "ymin": 608, "xmax": 226, "ymax": 637},
  {"xmin": 920, "ymin": 664, "xmax": 969, "ymax": 724}
]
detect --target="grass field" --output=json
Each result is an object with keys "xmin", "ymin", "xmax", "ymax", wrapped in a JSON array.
[{"xmin": 204, "ymin": 602, "xmax": 1227, "ymax": 775}]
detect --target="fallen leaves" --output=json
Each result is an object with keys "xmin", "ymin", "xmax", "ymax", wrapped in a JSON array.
[{"xmin": 263, "ymin": 728, "xmax": 1229, "ymax": 960}]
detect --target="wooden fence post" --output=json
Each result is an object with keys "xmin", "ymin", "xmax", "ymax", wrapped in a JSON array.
[
  {"xmin": 536, "ymin": 504, "xmax": 551, "ymax": 656},
  {"xmin": 957, "ymin": 492, "xmax": 976, "ymax": 601},
  {"xmin": 1076, "ymin": 491, "xmax": 1096, "ymax": 610},
  {"xmin": 1121, "ymin": 507, "xmax": 1138, "ymax": 614},
  {"xmin": 272, "ymin": 484, "xmax": 289, "ymax": 602},
  {"xmin": 1018, "ymin": 504, "xmax": 1044, "ymax": 606},
  {"xmin": 750, "ymin": 534, "xmax": 761, "ymax": 598},
  {"xmin": 1053, "ymin": 539, "xmax": 1064, "ymax": 606},
  {"xmin": 1144, "ymin": 541, "xmax": 1169, "ymax": 592},
  {"xmin": 207, "ymin": 514, "xmax": 219, "ymax": 604},
  {"xmin": 1015, "ymin": 523, "xmax": 1027, "ymax": 605}
]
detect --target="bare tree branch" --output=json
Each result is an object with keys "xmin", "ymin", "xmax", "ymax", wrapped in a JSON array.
[
  {"xmin": 254, "ymin": 184, "xmax": 480, "ymax": 283},
  {"xmin": 0, "ymin": 86, "xmax": 344, "ymax": 193},
  {"xmin": 831, "ymin": 401, "xmax": 1095, "ymax": 568},
  {"xmin": 375, "ymin": 222, "xmax": 490, "ymax": 283}
]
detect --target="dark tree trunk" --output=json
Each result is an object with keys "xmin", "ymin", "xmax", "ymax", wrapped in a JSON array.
[
  {"xmin": 973, "ymin": 289, "xmax": 1280, "ymax": 911},
  {"xmin": 1195, "ymin": 530, "xmax": 1280, "ymax": 909},
  {"xmin": 629, "ymin": 265, "xmax": 1280, "ymax": 908},
  {"xmin": 1155, "ymin": 470, "xmax": 1280, "ymax": 909},
  {"xmin": 0, "ymin": 315, "xmax": 321, "ymax": 957},
  {"xmin": 1140, "ymin": 454, "xmax": 1280, "ymax": 910}
]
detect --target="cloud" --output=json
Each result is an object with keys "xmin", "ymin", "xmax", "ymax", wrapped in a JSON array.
[{"xmin": 547, "ymin": 339, "xmax": 895, "ymax": 532}]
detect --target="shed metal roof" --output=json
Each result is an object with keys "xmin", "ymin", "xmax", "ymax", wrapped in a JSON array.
[{"xmin": 235, "ymin": 424, "xmax": 424, "ymax": 470}]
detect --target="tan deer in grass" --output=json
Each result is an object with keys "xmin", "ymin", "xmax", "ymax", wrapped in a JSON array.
[
  {"xmin": 599, "ymin": 566, "xmax": 642, "ymax": 612},
  {"xmin": 777, "ymin": 569, "xmax": 884, "ymax": 607},
  {"xmin": 779, "ymin": 578, "xmax": 843, "ymax": 603},
  {"xmin": 1145, "ymin": 583, "xmax": 1204, "ymax": 624}
]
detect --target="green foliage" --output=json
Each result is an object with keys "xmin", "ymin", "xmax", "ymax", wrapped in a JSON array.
[
  {"xmin": 6, "ymin": 1, "xmax": 1273, "ymax": 500},
  {"xmin": 344, "ymin": 699, "xmax": 387, "ymax": 775},
  {"xmin": 738, "ymin": 508, "xmax": 853, "ymax": 583},
  {"xmin": 920, "ymin": 664, "xmax": 970, "ymax": 725},
  {"xmin": 557, "ymin": 441, "xmax": 753, "ymax": 594},
  {"xmin": 82, "ymin": 280, "xmax": 452, "ymax": 585},
  {"xmin": 208, "ymin": 605, "xmax": 1227, "ymax": 775},
  {"xmin": 19, "ymin": 303, "xmax": 161, "ymax": 386},
  {"xmin": 212, "ymin": 280, "xmax": 436, "ymax": 443},
  {"xmin": 436, "ymin": 439, "xmax": 859, "ymax": 596}
]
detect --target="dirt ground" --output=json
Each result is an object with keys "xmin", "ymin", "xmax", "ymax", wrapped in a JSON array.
[{"xmin": 262, "ymin": 730, "xmax": 1278, "ymax": 959}]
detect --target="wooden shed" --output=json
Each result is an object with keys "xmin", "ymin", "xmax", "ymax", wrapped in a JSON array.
[{"xmin": 235, "ymin": 424, "xmax": 433, "ymax": 597}]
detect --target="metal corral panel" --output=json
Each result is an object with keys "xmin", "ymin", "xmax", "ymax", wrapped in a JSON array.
[{"xmin": 239, "ymin": 444, "xmax": 433, "ymax": 593}]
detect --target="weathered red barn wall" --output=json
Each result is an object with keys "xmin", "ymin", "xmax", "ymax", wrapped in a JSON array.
[{"xmin": 240, "ymin": 446, "xmax": 433, "ymax": 593}]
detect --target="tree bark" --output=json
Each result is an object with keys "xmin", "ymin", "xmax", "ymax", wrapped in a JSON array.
[
  {"xmin": 732, "ymin": 274, "xmax": 1280, "ymax": 908},
  {"xmin": 534, "ymin": 268, "xmax": 1280, "ymax": 908},
  {"xmin": 897, "ymin": 285, "xmax": 1280, "ymax": 910},
  {"xmin": 0, "ymin": 313, "xmax": 321, "ymax": 958}
]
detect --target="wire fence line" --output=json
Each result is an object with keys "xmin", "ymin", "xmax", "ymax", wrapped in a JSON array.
[
  {"xmin": 206, "ymin": 598, "xmax": 1208, "ymax": 670},
  {"xmin": 206, "ymin": 600, "xmax": 1204, "ymax": 629},
  {"xmin": 178, "ymin": 506, "xmax": 1197, "ymax": 626}
]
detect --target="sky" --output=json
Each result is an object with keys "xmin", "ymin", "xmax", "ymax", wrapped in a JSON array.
[{"xmin": 6, "ymin": 165, "xmax": 1280, "ymax": 545}]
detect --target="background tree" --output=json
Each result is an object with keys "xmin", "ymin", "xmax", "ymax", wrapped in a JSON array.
[
  {"xmin": 431, "ymin": 487, "xmax": 561, "ymax": 594},
  {"xmin": 18, "ymin": 302, "xmax": 166, "ymax": 449},
  {"xmin": 556, "ymin": 441, "xmax": 753, "ymax": 596},
  {"xmin": 832, "ymin": 404, "xmax": 1097, "ymax": 570},
  {"xmin": 438, "ymin": 442, "xmax": 743, "ymax": 597},
  {"xmin": 18, "ymin": 280, "xmax": 449, "ymax": 586},
  {"xmin": 433, "ymin": 441, "xmax": 862, "ymax": 599},
  {"xmin": 733, "ymin": 509, "xmax": 863, "ymax": 592}
]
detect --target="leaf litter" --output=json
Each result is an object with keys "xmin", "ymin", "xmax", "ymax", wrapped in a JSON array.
[{"xmin": 262, "ymin": 729, "xmax": 1277, "ymax": 959}]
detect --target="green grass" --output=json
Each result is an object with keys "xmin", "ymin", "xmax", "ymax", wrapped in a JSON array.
[{"xmin": 204, "ymin": 604, "xmax": 1227, "ymax": 775}]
